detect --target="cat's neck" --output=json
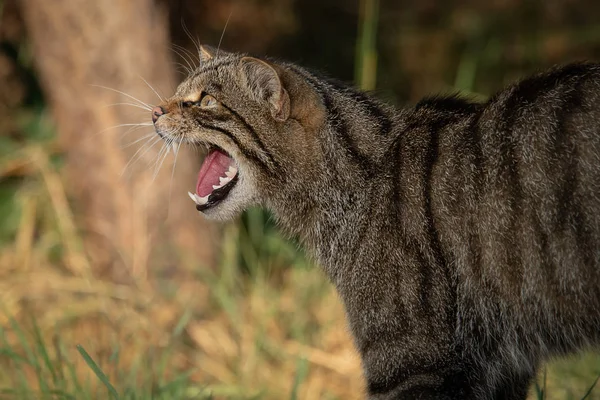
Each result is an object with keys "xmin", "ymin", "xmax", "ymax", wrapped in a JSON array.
[{"xmin": 269, "ymin": 172, "xmax": 375, "ymax": 281}]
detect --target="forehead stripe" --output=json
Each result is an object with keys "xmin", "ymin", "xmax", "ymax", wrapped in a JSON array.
[{"xmin": 193, "ymin": 59, "xmax": 237, "ymax": 77}]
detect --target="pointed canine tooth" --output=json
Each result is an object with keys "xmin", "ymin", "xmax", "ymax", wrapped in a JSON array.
[
  {"xmin": 212, "ymin": 184, "xmax": 221, "ymax": 190},
  {"xmin": 188, "ymin": 191, "xmax": 197, "ymax": 203},
  {"xmin": 196, "ymin": 194, "xmax": 209, "ymax": 205},
  {"xmin": 219, "ymin": 176, "xmax": 232, "ymax": 185}
]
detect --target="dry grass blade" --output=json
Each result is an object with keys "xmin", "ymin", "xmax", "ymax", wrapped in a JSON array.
[
  {"xmin": 29, "ymin": 147, "xmax": 91, "ymax": 278},
  {"xmin": 14, "ymin": 194, "xmax": 37, "ymax": 271}
]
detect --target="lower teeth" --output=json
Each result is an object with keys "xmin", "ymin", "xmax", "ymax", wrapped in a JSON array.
[{"xmin": 188, "ymin": 191, "xmax": 209, "ymax": 205}]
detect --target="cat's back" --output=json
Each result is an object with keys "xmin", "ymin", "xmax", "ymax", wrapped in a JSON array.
[
  {"xmin": 473, "ymin": 62, "xmax": 600, "ymax": 256},
  {"xmin": 435, "ymin": 62, "xmax": 600, "ymax": 367}
]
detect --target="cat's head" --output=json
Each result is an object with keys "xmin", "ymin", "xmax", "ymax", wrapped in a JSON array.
[{"xmin": 152, "ymin": 46, "xmax": 325, "ymax": 221}]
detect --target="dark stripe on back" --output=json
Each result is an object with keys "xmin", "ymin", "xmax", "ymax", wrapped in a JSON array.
[
  {"xmin": 495, "ymin": 86, "xmax": 526, "ymax": 289},
  {"xmin": 416, "ymin": 96, "xmax": 481, "ymax": 115},
  {"xmin": 319, "ymin": 75, "xmax": 393, "ymax": 136},
  {"xmin": 465, "ymin": 111, "xmax": 485, "ymax": 281},
  {"xmin": 552, "ymin": 78, "xmax": 594, "ymax": 267},
  {"xmin": 422, "ymin": 115, "xmax": 449, "ymax": 268}
]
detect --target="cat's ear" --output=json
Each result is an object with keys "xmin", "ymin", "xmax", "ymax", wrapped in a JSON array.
[
  {"xmin": 199, "ymin": 45, "xmax": 231, "ymax": 62},
  {"xmin": 199, "ymin": 45, "xmax": 216, "ymax": 62},
  {"xmin": 240, "ymin": 57, "xmax": 290, "ymax": 122}
]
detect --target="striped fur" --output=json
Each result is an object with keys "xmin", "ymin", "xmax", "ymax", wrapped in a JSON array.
[{"xmin": 154, "ymin": 49, "xmax": 600, "ymax": 399}]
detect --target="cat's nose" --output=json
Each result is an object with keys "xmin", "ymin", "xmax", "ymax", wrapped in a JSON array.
[{"xmin": 152, "ymin": 106, "xmax": 166, "ymax": 124}]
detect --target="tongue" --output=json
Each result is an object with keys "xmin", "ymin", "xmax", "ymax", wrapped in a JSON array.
[{"xmin": 196, "ymin": 149, "xmax": 234, "ymax": 197}]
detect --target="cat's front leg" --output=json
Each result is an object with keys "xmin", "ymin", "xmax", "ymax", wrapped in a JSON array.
[
  {"xmin": 360, "ymin": 340, "xmax": 475, "ymax": 399},
  {"xmin": 364, "ymin": 366, "xmax": 474, "ymax": 399},
  {"xmin": 363, "ymin": 351, "xmax": 532, "ymax": 400}
]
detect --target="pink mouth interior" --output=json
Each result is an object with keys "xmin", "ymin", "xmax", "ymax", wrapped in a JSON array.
[{"xmin": 196, "ymin": 149, "xmax": 236, "ymax": 197}]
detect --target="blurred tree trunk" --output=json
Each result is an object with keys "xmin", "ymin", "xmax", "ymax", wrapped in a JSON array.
[{"xmin": 20, "ymin": 0, "xmax": 219, "ymax": 280}]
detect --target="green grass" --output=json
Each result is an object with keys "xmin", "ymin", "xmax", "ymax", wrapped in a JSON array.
[
  {"xmin": 0, "ymin": 261, "xmax": 337, "ymax": 399},
  {"xmin": 0, "ymin": 310, "xmax": 203, "ymax": 399}
]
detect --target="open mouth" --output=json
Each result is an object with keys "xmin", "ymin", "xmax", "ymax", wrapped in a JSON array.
[{"xmin": 188, "ymin": 147, "xmax": 239, "ymax": 212}]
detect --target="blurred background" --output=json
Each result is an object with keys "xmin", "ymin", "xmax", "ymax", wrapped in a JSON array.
[{"xmin": 1, "ymin": 0, "xmax": 600, "ymax": 399}]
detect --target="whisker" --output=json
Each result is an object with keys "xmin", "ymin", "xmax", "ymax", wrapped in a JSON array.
[
  {"xmin": 216, "ymin": 10, "xmax": 233, "ymax": 58},
  {"xmin": 152, "ymin": 138, "xmax": 173, "ymax": 181},
  {"xmin": 118, "ymin": 124, "xmax": 156, "ymax": 140},
  {"xmin": 172, "ymin": 43, "xmax": 198, "ymax": 63},
  {"xmin": 181, "ymin": 18, "xmax": 203, "ymax": 63},
  {"xmin": 120, "ymin": 132, "xmax": 157, "ymax": 149},
  {"xmin": 89, "ymin": 123, "xmax": 153, "ymax": 141},
  {"xmin": 150, "ymin": 142, "xmax": 166, "ymax": 177},
  {"xmin": 121, "ymin": 135, "xmax": 162, "ymax": 177},
  {"xmin": 91, "ymin": 85, "xmax": 153, "ymax": 110},
  {"xmin": 170, "ymin": 46, "xmax": 194, "ymax": 75},
  {"xmin": 102, "ymin": 122, "xmax": 154, "ymax": 131},
  {"xmin": 174, "ymin": 65, "xmax": 192, "ymax": 77},
  {"xmin": 138, "ymin": 75, "xmax": 166, "ymax": 102},
  {"xmin": 167, "ymin": 138, "xmax": 183, "ymax": 213},
  {"xmin": 171, "ymin": 139, "xmax": 179, "ymax": 157},
  {"xmin": 102, "ymin": 102, "xmax": 153, "ymax": 112},
  {"xmin": 175, "ymin": 43, "xmax": 199, "ymax": 68},
  {"xmin": 172, "ymin": 43, "xmax": 198, "ymax": 71}
]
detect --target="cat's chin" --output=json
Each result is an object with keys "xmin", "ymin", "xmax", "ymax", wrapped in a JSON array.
[
  {"xmin": 195, "ymin": 184, "xmax": 255, "ymax": 221},
  {"xmin": 198, "ymin": 202, "xmax": 244, "ymax": 221}
]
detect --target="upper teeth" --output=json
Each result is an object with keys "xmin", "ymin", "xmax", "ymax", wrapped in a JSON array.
[{"xmin": 212, "ymin": 165, "xmax": 238, "ymax": 190}]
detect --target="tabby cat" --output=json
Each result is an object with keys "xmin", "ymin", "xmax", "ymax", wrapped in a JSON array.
[{"xmin": 151, "ymin": 45, "xmax": 600, "ymax": 399}]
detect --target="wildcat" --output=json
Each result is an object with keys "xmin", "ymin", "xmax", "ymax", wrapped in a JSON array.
[{"xmin": 151, "ymin": 45, "xmax": 600, "ymax": 399}]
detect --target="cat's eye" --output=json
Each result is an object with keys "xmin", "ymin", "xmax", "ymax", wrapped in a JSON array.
[
  {"xmin": 181, "ymin": 93, "xmax": 217, "ymax": 109},
  {"xmin": 200, "ymin": 94, "xmax": 217, "ymax": 108}
]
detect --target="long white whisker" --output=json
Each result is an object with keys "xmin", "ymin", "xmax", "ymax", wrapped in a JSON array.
[
  {"xmin": 91, "ymin": 85, "xmax": 153, "ymax": 110},
  {"xmin": 103, "ymin": 122, "xmax": 154, "ymax": 131},
  {"xmin": 118, "ymin": 124, "xmax": 157, "ymax": 140},
  {"xmin": 181, "ymin": 18, "xmax": 203, "ymax": 63},
  {"xmin": 152, "ymin": 136, "xmax": 172, "ymax": 173},
  {"xmin": 216, "ymin": 10, "xmax": 233, "ymax": 58},
  {"xmin": 90, "ymin": 123, "xmax": 153, "ymax": 141},
  {"xmin": 121, "ymin": 132, "xmax": 157, "ymax": 149},
  {"xmin": 102, "ymin": 102, "xmax": 152, "ymax": 112},
  {"xmin": 172, "ymin": 43, "xmax": 198, "ymax": 71},
  {"xmin": 121, "ymin": 135, "xmax": 162, "ymax": 177},
  {"xmin": 167, "ymin": 139, "xmax": 183, "ymax": 213},
  {"xmin": 170, "ymin": 46, "xmax": 194, "ymax": 75},
  {"xmin": 152, "ymin": 139, "xmax": 173, "ymax": 181},
  {"xmin": 152, "ymin": 140, "xmax": 169, "ymax": 172},
  {"xmin": 175, "ymin": 43, "xmax": 199, "ymax": 68},
  {"xmin": 138, "ymin": 75, "xmax": 166, "ymax": 102},
  {"xmin": 174, "ymin": 65, "xmax": 191, "ymax": 77}
]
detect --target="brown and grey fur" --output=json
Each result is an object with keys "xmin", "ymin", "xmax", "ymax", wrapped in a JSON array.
[{"xmin": 152, "ymin": 46, "xmax": 600, "ymax": 399}]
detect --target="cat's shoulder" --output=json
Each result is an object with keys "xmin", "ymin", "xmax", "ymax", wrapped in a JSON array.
[
  {"xmin": 415, "ymin": 94, "xmax": 481, "ymax": 116},
  {"xmin": 488, "ymin": 62, "xmax": 600, "ymax": 106}
]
